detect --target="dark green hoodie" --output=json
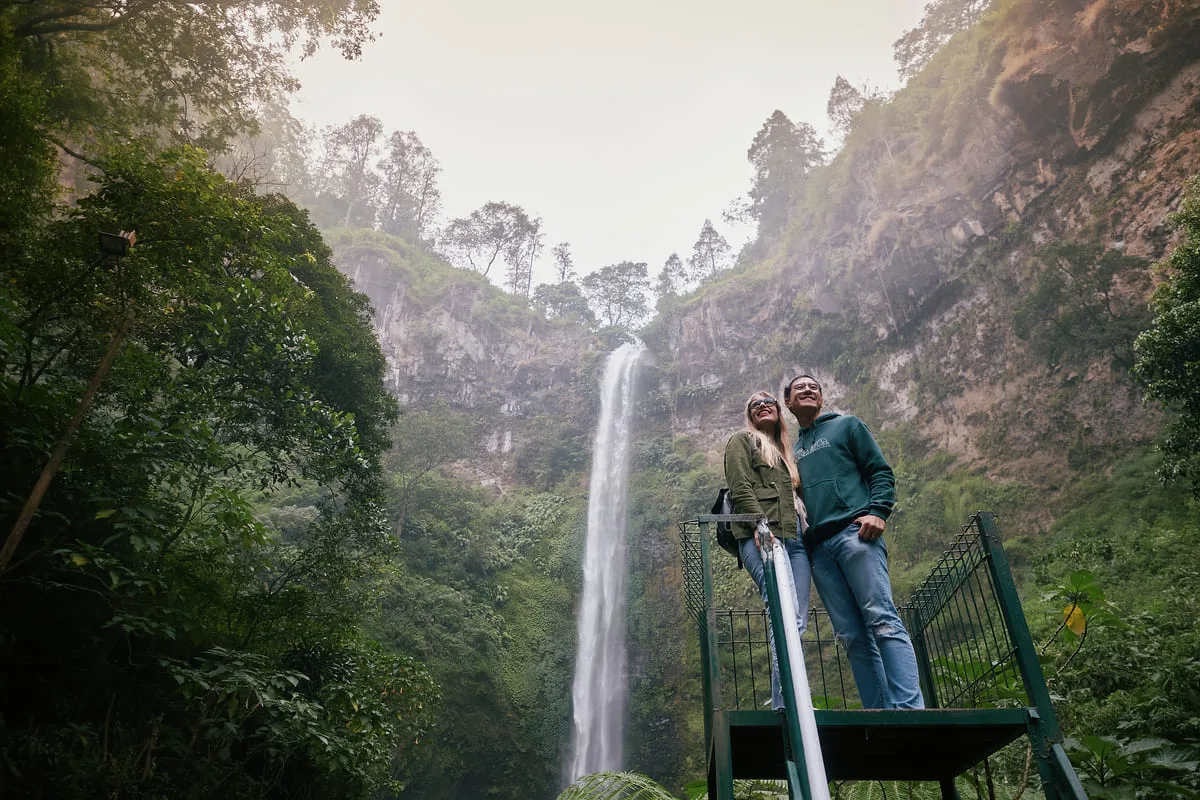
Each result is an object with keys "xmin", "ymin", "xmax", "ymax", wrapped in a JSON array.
[{"xmin": 792, "ymin": 412, "xmax": 895, "ymax": 547}]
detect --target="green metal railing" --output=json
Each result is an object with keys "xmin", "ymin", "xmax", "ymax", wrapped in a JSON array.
[{"xmin": 679, "ymin": 511, "xmax": 1088, "ymax": 800}]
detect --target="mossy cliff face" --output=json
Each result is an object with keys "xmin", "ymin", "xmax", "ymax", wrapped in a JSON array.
[
  {"xmin": 327, "ymin": 229, "xmax": 600, "ymax": 488},
  {"xmin": 649, "ymin": 0, "xmax": 1200, "ymax": 482}
]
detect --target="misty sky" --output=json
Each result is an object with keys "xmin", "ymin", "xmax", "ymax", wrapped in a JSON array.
[{"xmin": 290, "ymin": 0, "xmax": 927, "ymax": 288}]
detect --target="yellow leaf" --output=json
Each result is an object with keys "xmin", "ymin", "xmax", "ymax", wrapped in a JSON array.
[
  {"xmin": 1063, "ymin": 604, "xmax": 1086, "ymax": 635},
  {"xmin": 70, "ymin": 554, "xmax": 88, "ymax": 566}
]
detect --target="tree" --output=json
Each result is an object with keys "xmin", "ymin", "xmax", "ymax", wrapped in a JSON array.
[
  {"xmin": 506, "ymin": 216, "xmax": 544, "ymax": 297},
  {"xmin": 581, "ymin": 262, "xmax": 650, "ymax": 329},
  {"xmin": 655, "ymin": 252, "xmax": 687, "ymax": 300},
  {"xmin": 1135, "ymin": 178, "xmax": 1200, "ymax": 495},
  {"xmin": 893, "ymin": 0, "xmax": 992, "ymax": 80},
  {"xmin": 0, "ymin": 41, "xmax": 58, "ymax": 262},
  {"xmin": 827, "ymin": 75, "xmax": 869, "ymax": 137},
  {"xmin": 438, "ymin": 201, "xmax": 539, "ymax": 282},
  {"xmin": 687, "ymin": 219, "xmax": 732, "ymax": 282},
  {"xmin": 215, "ymin": 97, "xmax": 316, "ymax": 193},
  {"xmin": 722, "ymin": 195, "xmax": 756, "ymax": 229},
  {"xmin": 0, "ymin": 146, "xmax": 435, "ymax": 797},
  {"xmin": 0, "ymin": 0, "xmax": 380, "ymax": 151},
  {"xmin": 319, "ymin": 114, "xmax": 384, "ymax": 227},
  {"xmin": 746, "ymin": 111, "xmax": 826, "ymax": 235},
  {"xmin": 553, "ymin": 241, "xmax": 576, "ymax": 283},
  {"xmin": 386, "ymin": 401, "xmax": 477, "ymax": 537},
  {"xmin": 378, "ymin": 130, "xmax": 442, "ymax": 242},
  {"xmin": 533, "ymin": 281, "xmax": 596, "ymax": 326}
]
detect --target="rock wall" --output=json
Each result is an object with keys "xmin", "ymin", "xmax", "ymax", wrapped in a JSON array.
[
  {"xmin": 648, "ymin": 0, "xmax": 1200, "ymax": 482},
  {"xmin": 328, "ymin": 231, "xmax": 599, "ymax": 487}
]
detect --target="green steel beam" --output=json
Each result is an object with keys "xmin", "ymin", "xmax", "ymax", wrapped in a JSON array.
[
  {"xmin": 978, "ymin": 512, "xmax": 1088, "ymax": 799},
  {"xmin": 908, "ymin": 604, "xmax": 942, "ymax": 709},
  {"xmin": 976, "ymin": 513, "xmax": 1062, "ymax": 739},
  {"xmin": 699, "ymin": 521, "xmax": 735, "ymax": 800}
]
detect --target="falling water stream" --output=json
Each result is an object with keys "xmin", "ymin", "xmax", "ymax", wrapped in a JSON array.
[{"xmin": 565, "ymin": 341, "xmax": 645, "ymax": 783}]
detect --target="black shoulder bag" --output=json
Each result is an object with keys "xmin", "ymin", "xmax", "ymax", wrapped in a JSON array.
[{"xmin": 710, "ymin": 488, "xmax": 743, "ymax": 569}]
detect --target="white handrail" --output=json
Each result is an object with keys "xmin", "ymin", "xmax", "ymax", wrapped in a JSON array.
[{"xmin": 764, "ymin": 526, "xmax": 830, "ymax": 800}]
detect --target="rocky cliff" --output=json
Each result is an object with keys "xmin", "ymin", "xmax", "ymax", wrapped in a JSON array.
[
  {"xmin": 647, "ymin": 0, "xmax": 1200, "ymax": 487},
  {"xmin": 326, "ymin": 229, "xmax": 600, "ymax": 488}
]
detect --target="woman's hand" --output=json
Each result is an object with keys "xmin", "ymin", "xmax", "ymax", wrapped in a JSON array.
[{"xmin": 755, "ymin": 517, "xmax": 775, "ymax": 550}]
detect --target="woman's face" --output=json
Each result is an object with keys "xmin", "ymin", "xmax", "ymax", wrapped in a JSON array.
[{"xmin": 747, "ymin": 394, "xmax": 779, "ymax": 432}]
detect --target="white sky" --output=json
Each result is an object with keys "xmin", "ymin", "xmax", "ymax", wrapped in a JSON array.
[{"xmin": 289, "ymin": 0, "xmax": 927, "ymax": 288}]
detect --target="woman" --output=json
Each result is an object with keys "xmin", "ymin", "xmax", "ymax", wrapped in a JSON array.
[{"xmin": 723, "ymin": 390, "xmax": 810, "ymax": 711}]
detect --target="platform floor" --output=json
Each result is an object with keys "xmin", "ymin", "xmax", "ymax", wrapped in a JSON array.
[{"xmin": 720, "ymin": 708, "xmax": 1031, "ymax": 782}]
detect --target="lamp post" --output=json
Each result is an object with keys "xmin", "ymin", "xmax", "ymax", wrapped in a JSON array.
[{"xmin": 0, "ymin": 231, "xmax": 137, "ymax": 573}]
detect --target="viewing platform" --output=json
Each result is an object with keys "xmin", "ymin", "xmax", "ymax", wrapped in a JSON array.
[{"xmin": 679, "ymin": 512, "xmax": 1088, "ymax": 800}]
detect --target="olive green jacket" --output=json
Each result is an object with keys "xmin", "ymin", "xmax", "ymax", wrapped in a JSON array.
[{"xmin": 723, "ymin": 431, "xmax": 800, "ymax": 541}]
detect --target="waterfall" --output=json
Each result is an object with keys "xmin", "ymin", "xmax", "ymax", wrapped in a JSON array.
[{"xmin": 566, "ymin": 341, "xmax": 645, "ymax": 783}]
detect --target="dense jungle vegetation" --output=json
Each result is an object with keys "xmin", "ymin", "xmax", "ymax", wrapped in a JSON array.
[{"xmin": 2, "ymin": 0, "xmax": 1200, "ymax": 799}]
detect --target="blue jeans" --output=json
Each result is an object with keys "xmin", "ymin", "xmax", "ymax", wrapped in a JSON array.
[
  {"xmin": 740, "ymin": 535, "xmax": 811, "ymax": 711},
  {"xmin": 810, "ymin": 522, "xmax": 925, "ymax": 709}
]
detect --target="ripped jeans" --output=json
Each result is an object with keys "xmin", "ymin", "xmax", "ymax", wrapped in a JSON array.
[{"xmin": 810, "ymin": 522, "xmax": 925, "ymax": 709}]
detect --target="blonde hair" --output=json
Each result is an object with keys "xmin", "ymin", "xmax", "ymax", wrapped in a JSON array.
[{"xmin": 743, "ymin": 391, "xmax": 800, "ymax": 490}]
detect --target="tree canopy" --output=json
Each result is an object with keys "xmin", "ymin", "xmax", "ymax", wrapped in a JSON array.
[
  {"xmin": 746, "ymin": 111, "xmax": 826, "ymax": 236},
  {"xmin": 893, "ymin": 0, "xmax": 992, "ymax": 80},
  {"xmin": 1, "ymin": 0, "xmax": 380, "ymax": 150},
  {"xmin": 0, "ymin": 145, "xmax": 436, "ymax": 798},
  {"xmin": 1135, "ymin": 177, "xmax": 1200, "ymax": 494},
  {"xmin": 581, "ymin": 261, "xmax": 651, "ymax": 330}
]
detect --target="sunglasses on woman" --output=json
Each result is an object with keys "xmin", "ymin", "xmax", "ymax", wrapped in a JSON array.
[{"xmin": 748, "ymin": 397, "xmax": 778, "ymax": 410}]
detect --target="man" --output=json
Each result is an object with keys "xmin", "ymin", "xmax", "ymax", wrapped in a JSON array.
[{"xmin": 784, "ymin": 374, "xmax": 924, "ymax": 710}]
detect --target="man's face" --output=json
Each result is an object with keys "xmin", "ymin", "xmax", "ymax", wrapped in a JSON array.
[{"xmin": 786, "ymin": 377, "xmax": 822, "ymax": 418}]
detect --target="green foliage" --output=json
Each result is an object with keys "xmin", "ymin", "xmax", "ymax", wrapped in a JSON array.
[
  {"xmin": 581, "ymin": 261, "xmax": 651, "ymax": 330},
  {"xmin": 534, "ymin": 281, "xmax": 598, "ymax": 327},
  {"xmin": 746, "ymin": 110, "xmax": 826, "ymax": 236},
  {"xmin": 0, "ymin": 147, "xmax": 426, "ymax": 798},
  {"xmin": 885, "ymin": 443, "xmax": 1031, "ymax": 576},
  {"xmin": 375, "ymin": 398, "xmax": 589, "ymax": 800},
  {"xmin": 1135, "ymin": 177, "xmax": 1200, "ymax": 495},
  {"xmin": 557, "ymin": 771, "xmax": 678, "ymax": 800},
  {"xmin": 438, "ymin": 200, "xmax": 543, "ymax": 295},
  {"xmin": 386, "ymin": 401, "xmax": 478, "ymax": 536},
  {"xmin": 1, "ymin": 0, "xmax": 379, "ymax": 150},
  {"xmin": 893, "ymin": 0, "xmax": 992, "ymax": 80},
  {"xmin": 0, "ymin": 38, "xmax": 57, "ymax": 257},
  {"xmin": 1020, "ymin": 449, "xmax": 1200, "ymax": 798},
  {"xmin": 1065, "ymin": 735, "xmax": 1198, "ymax": 798},
  {"xmin": 1013, "ymin": 241, "xmax": 1151, "ymax": 371},
  {"xmin": 516, "ymin": 413, "xmax": 592, "ymax": 491}
]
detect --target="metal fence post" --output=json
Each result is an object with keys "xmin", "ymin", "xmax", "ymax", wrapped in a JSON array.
[{"xmin": 976, "ymin": 512, "xmax": 1087, "ymax": 799}]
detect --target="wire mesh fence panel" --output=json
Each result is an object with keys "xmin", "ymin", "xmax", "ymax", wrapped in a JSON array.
[
  {"xmin": 903, "ymin": 517, "xmax": 1028, "ymax": 709},
  {"xmin": 680, "ymin": 524, "xmax": 706, "ymax": 624},
  {"xmin": 711, "ymin": 608, "xmax": 862, "ymax": 710},
  {"xmin": 681, "ymin": 516, "xmax": 1030, "ymax": 712},
  {"xmin": 679, "ymin": 519, "xmax": 863, "ymax": 709}
]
